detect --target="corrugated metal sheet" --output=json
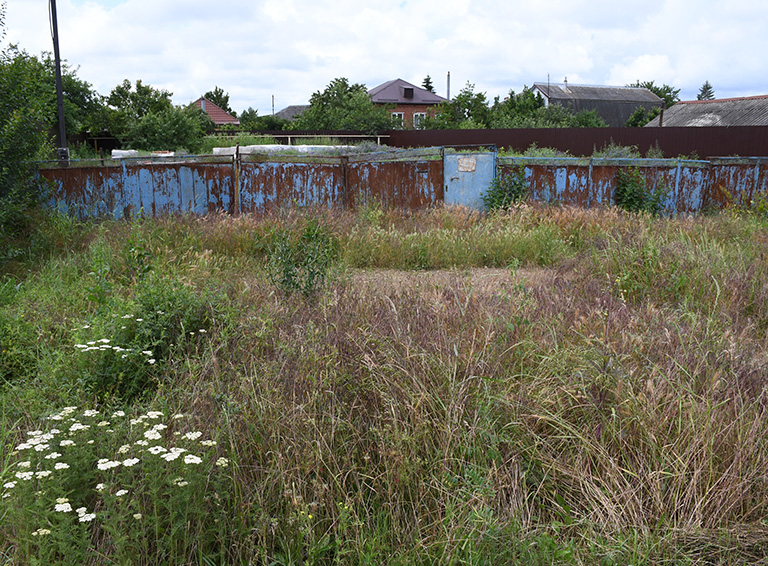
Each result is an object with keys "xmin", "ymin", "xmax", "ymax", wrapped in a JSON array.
[
  {"xmin": 647, "ymin": 96, "xmax": 768, "ymax": 127},
  {"xmin": 38, "ymin": 152, "xmax": 766, "ymax": 218}
]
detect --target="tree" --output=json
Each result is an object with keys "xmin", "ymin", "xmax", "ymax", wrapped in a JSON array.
[
  {"xmin": 239, "ymin": 107, "xmax": 288, "ymax": 131},
  {"xmin": 204, "ymin": 86, "xmax": 235, "ymax": 116},
  {"xmin": 422, "ymin": 75, "xmax": 435, "ymax": 93},
  {"xmin": 425, "ymin": 82, "xmax": 491, "ymax": 129},
  {"xmin": 697, "ymin": 81, "xmax": 715, "ymax": 101},
  {"xmin": 291, "ymin": 78, "xmax": 393, "ymax": 134},
  {"xmin": 627, "ymin": 80, "xmax": 680, "ymax": 108},
  {"xmin": 122, "ymin": 105, "xmax": 211, "ymax": 152},
  {"xmin": 625, "ymin": 106, "xmax": 662, "ymax": 127},
  {"xmin": 0, "ymin": 9, "xmax": 54, "ymax": 255}
]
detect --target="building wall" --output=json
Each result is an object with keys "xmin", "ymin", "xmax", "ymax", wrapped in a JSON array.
[{"xmin": 387, "ymin": 104, "xmax": 439, "ymax": 128}]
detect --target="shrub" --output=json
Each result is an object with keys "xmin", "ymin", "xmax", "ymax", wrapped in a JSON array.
[
  {"xmin": 265, "ymin": 218, "xmax": 339, "ymax": 298},
  {"xmin": 614, "ymin": 167, "xmax": 667, "ymax": 215},
  {"xmin": 482, "ymin": 167, "xmax": 529, "ymax": 211}
]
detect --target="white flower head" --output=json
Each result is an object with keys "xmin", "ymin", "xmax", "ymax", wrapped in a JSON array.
[
  {"xmin": 79, "ymin": 513, "xmax": 96, "ymax": 522},
  {"xmin": 182, "ymin": 431, "xmax": 202, "ymax": 441},
  {"xmin": 44, "ymin": 452, "xmax": 62, "ymax": 459},
  {"xmin": 144, "ymin": 429, "xmax": 162, "ymax": 441},
  {"xmin": 115, "ymin": 489, "xmax": 128, "ymax": 497},
  {"xmin": 15, "ymin": 471, "xmax": 34, "ymax": 481},
  {"xmin": 122, "ymin": 458, "xmax": 140, "ymax": 467},
  {"xmin": 54, "ymin": 502, "xmax": 73, "ymax": 512},
  {"xmin": 35, "ymin": 471, "xmax": 52, "ymax": 479},
  {"xmin": 215, "ymin": 457, "xmax": 230, "ymax": 468},
  {"xmin": 54, "ymin": 462, "xmax": 70, "ymax": 470},
  {"xmin": 96, "ymin": 483, "xmax": 106, "ymax": 492},
  {"xmin": 201, "ymin": 440, "xmax": 217, "ymax": 446},
  {"xmin": 184, "ymin": 454, "xmax": 202, "ymax": 465},
  {"xmin": 32, "ymin": 528, "xmax": 52, "ymax": 536},
  {"xmin": 59, "ymin": 439, "xmax": 75, "ymax": 447},
  {"xmin": 3, "ymin": 481, "xmax": 16, "ymax": 489},
  {"xmin": 83, "ymin": 409, "xmax": 99, "ymax": 417},
  {"xmin": 111, "ymin": 410, "xmax": 126, "ymax": 418},
  {"xmin": 147, "ymin": 445, "xmax": 167, "ymax": 455}
]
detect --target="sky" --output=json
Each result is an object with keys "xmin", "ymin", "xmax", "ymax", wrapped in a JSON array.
[{"xmin": 4, "ymin": 0, "xmax": 767, "ymax": 117}]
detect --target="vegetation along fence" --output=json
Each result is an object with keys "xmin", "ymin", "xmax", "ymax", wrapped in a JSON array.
[{"xmin": 37, "ymin": 148, "xmax": 766, "ymax": 219}]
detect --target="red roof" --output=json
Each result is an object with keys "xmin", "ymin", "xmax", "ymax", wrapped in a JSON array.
[{"xmin": 193, "ymin": 97, "xmax": 239, "ymax": 125}]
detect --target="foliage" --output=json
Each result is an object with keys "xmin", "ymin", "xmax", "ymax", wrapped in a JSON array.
[
  {"xmin": 265, "ymin": 218, "xmax": 339, "ymax": 298},
  {"xmin": 482, "ymin": 167, "xmax": 529, "ymax": 211},
  {"xmin": 614, "ymin": 166, "xmax": 667, "ymax": 214},
  {"xmin": 238, "ymin": 106, "xmax": 288, "ymax": 131},
  {"xmin": 627, "ymin": 80, "xmax": 680, "ymax": 108},
  {"xmin": 1, "ymin": 407, "xmax": 233, "ymax": 565},
  {"xmin": 697, "ymin": 80, "xmax": 715, "ymax": 100},
  {"xmin": 421, "ymin": 75, "xmax": 435, "ymax": 93},
  {"xmin": 94, "ymin": 79, "xmax": 175, "ymax": 139},
  {"xmin": 291, "ymin": 77, "xmax": 394, "ymax": 134},
  {"xmin": 425, "ymin": 82, "xmax": 491, "ymax": 129},
  {"xmin": 625, "ymin": 105, "xmax": 662, "ymax": 127},
  {"xmin": 121, "ymin": 105, "xmax": 212, "ymax": 152},
  {"xmin": 2, "ymin": 208, "xmax": 768, "ymax": 563},
  {"xmin": 490, "ymin": 86, "xmax": 608, "ymax": 129},
  {"xmin": 592, "ymin": 141, "xmax": 642, "ymax": 159},
  {"xmin": 0, "ymin": 42, "xmax": 54, "ymax": 262},
  {"xmin": 203, "ymin": 86, "xmax": 235, "ymax": 116}
]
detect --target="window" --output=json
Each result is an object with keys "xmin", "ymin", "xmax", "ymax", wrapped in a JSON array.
[
  {"xmin": 413, "ymin": 112, "xmax": 427, "ymax": 129},
  {"xmin": 391, "ymin": 112, "xmax": 404, "ymax": 129}
]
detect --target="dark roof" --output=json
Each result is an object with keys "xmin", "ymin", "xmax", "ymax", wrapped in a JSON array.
[
  {"xmin": 275, "ymin": 105, "xmax": 310, "ymax": 121},
  {"xmin": 193, "ymin": 97, "xmax": 239, "ymax": 125},
  {"xmin": 368, "ymin": 79, "xmax": 446, "ymax": 105},
  {"xmin": 645, "ymin": 95, "xmax": 768, "ymax": 127},
  {"xmin": 532, "ymin": 83, "xmax": 663, "ymax": 127}
]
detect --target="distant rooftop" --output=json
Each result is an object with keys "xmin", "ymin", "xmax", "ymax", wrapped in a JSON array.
[
  {"xmin": 646, "ymin": 95, "xmax": 768, "ymax": 127},
  {"xmin": 193, "ymin": 97, "xmax": 239, "ymax": 126},
  {"xmin": 369, "ymin": 79, "xmax": 446, "ymax": 105}
]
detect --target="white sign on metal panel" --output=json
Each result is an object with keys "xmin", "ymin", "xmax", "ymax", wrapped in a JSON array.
[{"xmin": 458, "ymin": 157, "xmax": 477, "ymax": 172}]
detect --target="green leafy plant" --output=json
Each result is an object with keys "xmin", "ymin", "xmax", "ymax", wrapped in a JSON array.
[
  {"xmin": 614, "ymin": 167, "xmax": 667, "ymax": 215},
  {"xmin": 482, "ymin": 167, "xmax": 529, "ymax": 211},
  {"xmin": 0, "ymin": 407, "xmax": 233, "ymax": 565},
  {"xmin": 266, "ymin": 218, "xmax": 339, "ymax": 298}
]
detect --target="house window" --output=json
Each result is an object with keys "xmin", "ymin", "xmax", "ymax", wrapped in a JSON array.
[
  {"xmin": 413, "ymin": 112, "xmax": 427, "ymax": 129},
  {"xmin": 391, "ymin": 112, "xmax": 404, "ymax": 128}
]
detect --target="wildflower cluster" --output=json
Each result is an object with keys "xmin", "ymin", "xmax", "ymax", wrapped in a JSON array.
[{"xmin": 0, "ymin": 406, "xmax": 232, "ymax": 563}]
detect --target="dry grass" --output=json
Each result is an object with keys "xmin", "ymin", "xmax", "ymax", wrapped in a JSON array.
[{"xmin": 2, "ymin": 203, "xmax": 768, "ymax": 564}]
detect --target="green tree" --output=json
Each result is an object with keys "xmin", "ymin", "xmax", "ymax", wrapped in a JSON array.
[
  {"xmin": 99, "ymin": 79, "xmax": 174, "ymax": 138},
  {"xmin": 422, "ymin": 75, "xmax": 435, "ymax": 93},
  {"xmin": 489, "ymin": 86, "xmax": 607, "ymax": 128},
  {"xmin": 291, "ymin": 78, "xmax": 393, "ymax": 134},
  {"xmin": 239, "ymin": 107, "xmax": 288, "ymax": 131},
  {"xmin": 204, "ymin": 86, "xmax": 235, "ymax": 116},
  {"xmin": 697, "ymin": 80, "xmax": 715, "ymax": 100},
  {"xmin": 425, "ymin": 82, "xmax": 491, "ymax": 129},
  {"xmin": 0, "ymin": 7, "xmax": 54, "ymax": 258},
  {"xmin": 625, "ymin": 105, "xmax": 662, "ymax": 127},
  {"xmin": 122, "ymin": 105, "xmax": 211, "ymax": 152},
  {"xmin": 627, "ymin": 80, "xmax": 680, "ymax": 108}
]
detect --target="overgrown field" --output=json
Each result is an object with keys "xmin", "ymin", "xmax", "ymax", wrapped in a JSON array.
[{"xmin": 2, "ymin": 203, "xmax": 768, "ymax": 565}]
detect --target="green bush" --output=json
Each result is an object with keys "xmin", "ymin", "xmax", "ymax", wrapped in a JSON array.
[
  {"xmin": 614, "ymin": 167, "xmax": 667, "ymax": 215},
  {"xmin": 74, "ymin": 277, "xmax": 215, "ymax": 402},
  {"xmin": 482, "ymin": 167, "xmax": 529, "ymax": 211},
  {"xmin": 265, "ymin": 218, "xmax": 339, "ymax": 298}
]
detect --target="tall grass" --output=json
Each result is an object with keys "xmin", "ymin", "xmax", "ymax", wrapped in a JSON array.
[{"xmin": 2, "ymin": 203, "xmax": 768, "ymax": 564}]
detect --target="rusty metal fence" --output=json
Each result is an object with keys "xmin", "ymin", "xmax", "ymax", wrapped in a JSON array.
[{"xmin": 36, "ymin": 149, "xmax": 766, "ymax": 219}]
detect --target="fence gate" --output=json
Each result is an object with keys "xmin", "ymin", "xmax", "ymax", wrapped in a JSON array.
[{"xmin": 443, "ymin": 150, "xmax": 497, "ymax": 209}]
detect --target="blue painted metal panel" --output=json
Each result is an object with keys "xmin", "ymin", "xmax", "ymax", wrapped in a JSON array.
[{"xmin": 444, "ymin": 152, "xmax": 496, "ymax": 209}]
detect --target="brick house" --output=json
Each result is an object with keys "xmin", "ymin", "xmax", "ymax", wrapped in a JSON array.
[
  {"xmin": 368, "ymin": 79, "xmax": 446, "ymax": 128},
  {"xmin": 192, "ymin": 97, "xmax": 239, "ymax": 126}
]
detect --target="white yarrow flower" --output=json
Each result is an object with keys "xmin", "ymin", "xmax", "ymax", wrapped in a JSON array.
[
  {"xmin": 115, "ymin": 489, "xmax": 128, "ymax": 497},
  {"xmin": 54, "ymin": 462, "xmax": 70, "ymax": 470},
  {"xmin": 184, "ymin": 454, "xmax": 202, "ymax": 465},
  {"xmin": 182, "ymin": 431, "xmax": 202, "ymax": 440},
  {"xmin": 122, "ymin": 458, "xmax": 140, "ymax": 467}
]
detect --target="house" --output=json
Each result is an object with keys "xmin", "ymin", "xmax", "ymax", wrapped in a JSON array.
[
  {"xmin": 192, "ymin": 97, "xmax": 239, "ymax": 126},
  {"xmin": 368, "ymin": 79, "xmax": 446, "ymax": 128},
  {"xmin": 532, "ymin": 82, "xmax": 663, "ymax": 127},
  {"xmin": 645, "ymin": 95, "xmax": 768, "ymax": 127},
  {"xmin": 275, "ymin": 105, "xmax": 310, "ymax": 122}
]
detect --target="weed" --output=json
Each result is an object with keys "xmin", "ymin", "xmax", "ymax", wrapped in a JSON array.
[
  {"xmin": 614, "ymin": 167, "xmax": 668, "ymax": 215},
  {"xmin": 265, "ymin": 217, "xmax": 339, "ymax": 298},
  {"xmin": 482, "ymin": 167, "xmax": 529, "ymax": 211}
]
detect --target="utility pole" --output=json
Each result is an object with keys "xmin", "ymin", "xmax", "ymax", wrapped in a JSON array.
[{"xmin": 50, "ymin": 0, "xmax": 68, "ymax": 164}]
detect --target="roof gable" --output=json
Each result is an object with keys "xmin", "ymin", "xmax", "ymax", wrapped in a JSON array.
[
  {"xmin": 532, "ymin": 82, "xmax": 663, "ymax": 127},
  {"xmin": 369, "ymin": 79, "xmax": 446, "ymax": 105},
  {"xmin": 646, "ymin": 95, "xmax": 768, "ymax": 127},
  {"xmin": 193, "ymin": 97, "xmax": 239, "ymax": 125}
]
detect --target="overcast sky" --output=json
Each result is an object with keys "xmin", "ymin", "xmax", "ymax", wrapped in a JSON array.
[{"xmin": 4, "ymin": 0, "xmax": 767, "ymax": 116}]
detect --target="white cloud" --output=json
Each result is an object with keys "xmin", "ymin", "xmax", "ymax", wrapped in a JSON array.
[{"xmin": 3, "ymin": 0, "xmax": 767, "ymax": 115}]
